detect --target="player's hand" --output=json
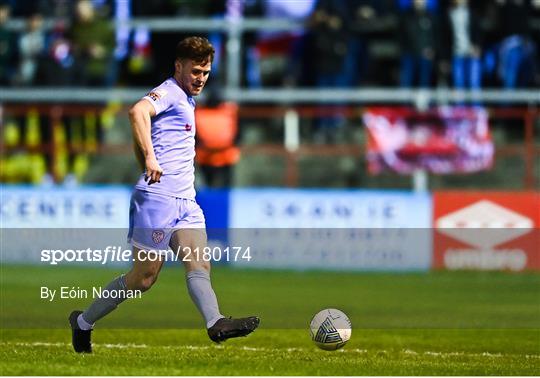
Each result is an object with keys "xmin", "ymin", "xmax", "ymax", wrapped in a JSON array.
[{"xmin": 145, "ymin": 157, "xmax": 163, "ymax": 185}]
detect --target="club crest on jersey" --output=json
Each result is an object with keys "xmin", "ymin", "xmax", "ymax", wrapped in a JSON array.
[
  {"xmin": 152, "ymin": 230, "xmax": 165, "ymax": 244},
  {"xmin": 185, "ymin": 123, "xmax": 192, "ymax": 131}
]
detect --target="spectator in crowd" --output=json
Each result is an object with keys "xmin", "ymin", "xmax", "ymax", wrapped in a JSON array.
[
  {"xmin": 345, "ymin": 0, "xmax": 396, "ymax": 86},
  {"xmin": 307, "ymin": 0, "xmax": 350, "ymax": 142},
  {"xmin": 494, "ymin": 0, "xmax": 537, "ymax": 88},
  {"xmin": 442, "ymin": 0, "xmax": 483, "ymax": 89},
  {"xmin": 124, "ymin": 26, "xmax": 154, "ymax": 86},
  {"xmin": 343, "ymin": 0, "xmax": 372, "ymax": 87},
  {"xmin": 69, "ymin": 0, "xmax": 115, "ymax": 86},
  {"xmin": 398, "ymin": 0, "xmax": 440, "ymax": 87},
  {"xmin": 230, "ymin": 0, "xmax": 313, "ymax": 88},
  {"xmin": 195, "ymin": 92, "xmax": 240, "ymax": 188},
  {"xmin": 0, "ymin": 2, "xmax": 18, "ymax": 85},
  {"xmin": 205, "ymin": 0, "xmax": 226, "ymax": 86},
  {"xmin": 17, "ymin": 11, "xmax": 45, "ymax": 85},
  {"xmin": 307, "ymin": 0, "xmax": 350, "ymax": 88},
  {"xmin": 36, "ymin": 21, "xmax": 78, "ymax": 86},
  {"xmin": 232, "ymin": 0, "xmax": 265, "ymax": 88},
  {"xmin": 398, "ymin": 0, "xmax": 439, "ymax": 11}
]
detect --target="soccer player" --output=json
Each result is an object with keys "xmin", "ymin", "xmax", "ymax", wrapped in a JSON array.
[{"xmin": 69, "ymin": 36, "xmax": 259, "ymax": 353}]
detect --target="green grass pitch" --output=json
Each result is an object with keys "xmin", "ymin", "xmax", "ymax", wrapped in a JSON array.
[{"xmin": 1, "ymin": 265, "xmax": 539, "ymax": 375}]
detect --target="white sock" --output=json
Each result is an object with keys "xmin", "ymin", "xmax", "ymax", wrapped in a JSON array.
[{"xmin": 186, "ymin": 269, "xmax": 223, "ymax": 329}]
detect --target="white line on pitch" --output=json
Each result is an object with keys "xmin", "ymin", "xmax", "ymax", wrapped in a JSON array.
[{"xmin": 3, "ymin": 341, "xmax": 539, "ymax": 359}]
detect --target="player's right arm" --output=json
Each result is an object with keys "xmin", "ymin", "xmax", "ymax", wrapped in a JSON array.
[{"xmin": 129, "ymin": 99, "xmax": 163, "ymax": 184}]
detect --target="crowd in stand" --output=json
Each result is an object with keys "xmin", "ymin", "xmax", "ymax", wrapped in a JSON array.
[
  {"xmin": 1, "ymin": 0, "xmax": 539, "ymax": 89},
  {"xmin": 302, "ymin": 0, "xmax": 539, "ymax": 89},
  {"xmin": 1, "ymin": 0, "xmax": 539, "ymax": 185}
]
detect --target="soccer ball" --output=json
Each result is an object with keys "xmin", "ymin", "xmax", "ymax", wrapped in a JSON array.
[{"xmin": 310, "ymin": 308, "xmax": 352, "ymax": 350}]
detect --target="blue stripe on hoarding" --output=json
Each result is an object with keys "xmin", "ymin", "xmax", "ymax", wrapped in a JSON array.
[
  {"xmin": 196, "ymin": 189, "xmax": 230, "ymax": 264},
  {"xmin": 196, "ymin": 189, "xmax": 229, "ymax": 229}
]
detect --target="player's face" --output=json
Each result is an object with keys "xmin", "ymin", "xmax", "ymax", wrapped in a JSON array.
[{"xmin": 176, "ymin": 57, "xmax": 212, "ymax": 97}]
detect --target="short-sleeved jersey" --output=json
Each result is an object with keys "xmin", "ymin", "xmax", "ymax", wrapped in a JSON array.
[{"xmin": 134, "ymin": 77, "xmax": 197, "ymax": 199}]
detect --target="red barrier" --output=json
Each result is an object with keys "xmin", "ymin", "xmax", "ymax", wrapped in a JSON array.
[{"xmin": 2, "ymin": 104, "xmax": 538, "ymax": 187}]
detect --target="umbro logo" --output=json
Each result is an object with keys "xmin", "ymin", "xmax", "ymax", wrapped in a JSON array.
[
  {"xmin": 436, "ymin": 200, "xmax": 533, "ymax": 248},
  {"xmin": 185, "ymin": 124, "xmax": 192, "ymax": 131}
]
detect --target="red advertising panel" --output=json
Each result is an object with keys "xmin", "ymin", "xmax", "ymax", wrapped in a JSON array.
[{"xmin": 434, "ymin": 192, "xmax": 540, "ymax": 271}]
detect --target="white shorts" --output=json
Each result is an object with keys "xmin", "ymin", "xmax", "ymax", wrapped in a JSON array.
[{"xmin": 127, "ymin": 189, "xmax": 206, "ymax": 251}]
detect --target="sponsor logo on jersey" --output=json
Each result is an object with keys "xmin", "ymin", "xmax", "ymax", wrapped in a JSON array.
[{"xmin": 146, "ymin": 89, "xmax": 167, "ymax": 101}]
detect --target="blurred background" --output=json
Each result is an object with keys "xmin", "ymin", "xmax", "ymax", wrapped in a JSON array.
[
  {"xmin": 1, "ymin": 0, "xmax": 539, "ymax": 273},
  {"xmin": 1, "ymin": 0, "xmax": 539, "ymax": 190}
]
